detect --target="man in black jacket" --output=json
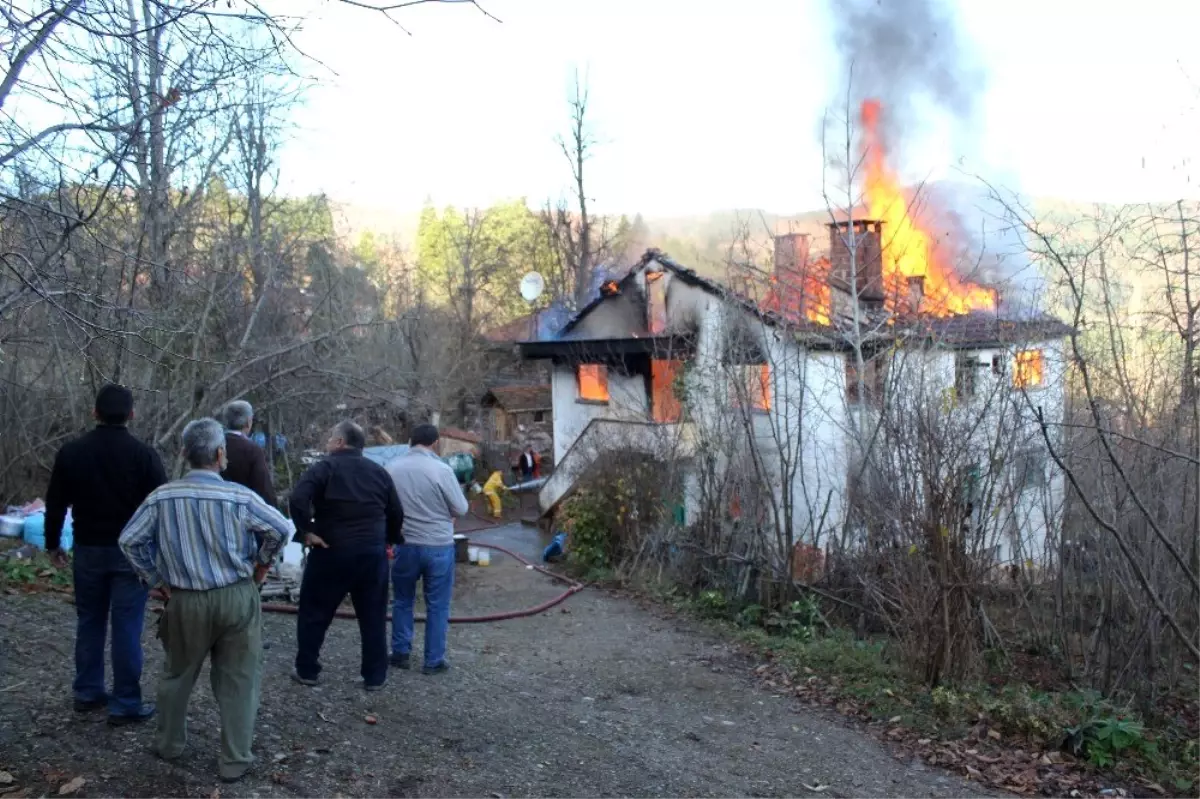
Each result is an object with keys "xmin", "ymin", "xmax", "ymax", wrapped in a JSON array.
[
  {"xmin": 288, "ymin": 420, "xmax": 403, "ymax": 690},
  {"xmin": 44, "ymin": 384, "xmax": 167, "ymax": 725}
]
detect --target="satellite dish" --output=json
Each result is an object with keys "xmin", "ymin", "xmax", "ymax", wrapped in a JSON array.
[{"xmin": 519, "ymin": 271, "xmax": 545, "ymax": 303}]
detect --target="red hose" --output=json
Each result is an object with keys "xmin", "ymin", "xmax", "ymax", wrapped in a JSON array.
[{"xmin": 150, "ymin": 535, "xmax": 582, "ymax": 625}]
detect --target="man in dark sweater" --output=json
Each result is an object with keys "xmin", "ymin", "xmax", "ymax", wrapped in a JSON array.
[
  {"xmin": 219, "ymin": 400, "xmax": 276, "ymax": 506},
  {"xmin": 44, "ymin": 384, "xmax": 167, "ymax": 725},
  {"xmin": 288, "ymin": 420, "xmax": 403, "ymax": 690}
]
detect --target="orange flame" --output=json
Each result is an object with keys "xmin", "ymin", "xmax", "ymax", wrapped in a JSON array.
[
  {"xmin": 860, "ymin": 99, "xmax": 995, "ymax": 317},
  {"xmin": 1012, "ymin": 349, "xmax": 1045, "ymax": 389}
]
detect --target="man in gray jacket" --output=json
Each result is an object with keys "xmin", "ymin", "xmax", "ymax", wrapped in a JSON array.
[{"xmin": 385, "ymin": 424, "xmax": 468, "ymax": 673}]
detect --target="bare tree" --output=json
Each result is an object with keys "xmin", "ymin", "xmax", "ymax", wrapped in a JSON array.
[{"xmin": 542, "ymin": 70, "xmax": 619, "ymax": 308}]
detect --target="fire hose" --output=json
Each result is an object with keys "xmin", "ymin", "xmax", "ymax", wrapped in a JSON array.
[{"xmin": 149, "ymin": 514, "xmax": 582, "ymax": 625}]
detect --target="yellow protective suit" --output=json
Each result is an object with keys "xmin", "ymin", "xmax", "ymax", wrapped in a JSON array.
[{"xmin": 482, "ymin": 470, "xmax": 506, "ymax": 518}]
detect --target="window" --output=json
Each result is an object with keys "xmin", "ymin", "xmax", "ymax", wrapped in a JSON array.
[
  {"xmin": 955, "ymin": 353, "xmax": 982, "ymax": 400},
  {"xmin": 845, "ymin": 353, "xmax": 887, "ymax": 405},
  {"xmin": 1012, "ymin": 349, "xmax": 1045, "ymax": 389},
  {"xmin": 733, "ymin": 364, "xmax": 771, "ymax": 412},
  {"xmin": 577, "ymin": 364, "xmax": 610, "ymax": 402},
  {"xmin": 533, "ymin": 411, "xmax": 545, "ymax": 423},
  {"xmin": 651, "ymin": 359, "xmax": 684, "ymax": 422},
  {"xmin": 1012, "ymin": 448, "xmax": 1048, "ymax": 492}
]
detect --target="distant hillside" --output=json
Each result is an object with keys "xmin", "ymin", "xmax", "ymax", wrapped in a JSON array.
[
  {"xmin": 325, "ymin": 194, "xmax": 1123, "ymax": 280},
  {"xmin": 329, "ymin": 201, "xmax": 422, "ymax": 251}
]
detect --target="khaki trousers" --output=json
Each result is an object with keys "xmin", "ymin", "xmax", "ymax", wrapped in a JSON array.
[{"xmin": 155, "ymin": 579, "xmax": 262, "ymax": 780}]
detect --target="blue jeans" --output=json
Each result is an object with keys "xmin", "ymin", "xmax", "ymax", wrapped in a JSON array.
[
  {"xmin": 72, "ymin": 545, "xmax": 149, "ymax": 716},
  {"xmin": 391, "ymin": 544, "xmax": 455, "ymax": 668},
  {"xmin": 295, "ymin": 545, "xmax": 389, "ymax": 686}
]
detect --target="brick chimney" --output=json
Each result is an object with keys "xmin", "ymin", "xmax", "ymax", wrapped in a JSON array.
[
  {"xmin": 772, "ymin": 233, "xmax": 811, "ymax": 318},
  {"xmin": 828, "ymin": 219, "xmax": 884, "ymax": 303},
  {"xmin": 773, "ymin": 233, "xmax": 811, "ymax": 280},
  {"xmin": 907, "ymin": 275, "xmax": 924, "ymax": 314}
]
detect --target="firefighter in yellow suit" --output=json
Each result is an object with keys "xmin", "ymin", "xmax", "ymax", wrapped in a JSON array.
[{"xmin": 482, "ymin": 470, "xmax": 506, "ymax": 518}]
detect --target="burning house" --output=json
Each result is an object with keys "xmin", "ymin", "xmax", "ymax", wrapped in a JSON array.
[{"xmin": 519, "ymin": 103, "xmax": 1071, "ymax": 567}]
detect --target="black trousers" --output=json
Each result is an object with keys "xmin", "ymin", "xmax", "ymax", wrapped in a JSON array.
[{"xmin": 294, "ymin": 545, "xmax": 388, "ymax": 686}]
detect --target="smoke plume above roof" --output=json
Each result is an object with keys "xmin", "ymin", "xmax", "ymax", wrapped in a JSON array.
[{"xmin": 826, "ymin": 0, "xmax": 985, "ymax": 152}]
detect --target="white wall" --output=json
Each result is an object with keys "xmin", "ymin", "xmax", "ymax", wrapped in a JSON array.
[
  {"xmin": 551, "ymin": 363, "xmax": 649, "ymax": 464},
  {"xmin": 825, "ymin": 339, "xmax": 1068, "ymax": 565}
]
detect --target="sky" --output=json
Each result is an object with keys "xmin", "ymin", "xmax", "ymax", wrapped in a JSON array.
[{"xmin": 272, "ymin": 0, "xmax": 1200, "ymax": 217}]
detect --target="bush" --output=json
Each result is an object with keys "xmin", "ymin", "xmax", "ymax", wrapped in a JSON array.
[{"xmin": 559, "ymin": 453, "xmax": 680, "ymax": 576}]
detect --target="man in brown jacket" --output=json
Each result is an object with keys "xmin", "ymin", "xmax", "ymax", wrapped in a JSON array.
[
  {"xmin": 220, "ymin": 401, "xmax": 276, "ymax": 507},
  {"xmin": 220, "ymin": 400, "xmax": 280, "ymax": 648}
]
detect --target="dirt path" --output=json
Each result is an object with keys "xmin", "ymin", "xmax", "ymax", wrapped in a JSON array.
[{"xmin": 0, "ymin": 527, "xmax": 985, "ymax": 798}]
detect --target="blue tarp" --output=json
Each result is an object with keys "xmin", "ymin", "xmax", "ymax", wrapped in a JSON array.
[
  {"xmin": 251, "ymin": 432, "xmax": 288, "ymax": 452},
  {"xmin": 362, "ymin": 444, "xmax": 410, "ymax": 467}
]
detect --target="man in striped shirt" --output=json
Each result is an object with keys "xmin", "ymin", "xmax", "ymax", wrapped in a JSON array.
[{"xmin": 119, "ymin": 418, "xmax": 291, "ymax": 784}]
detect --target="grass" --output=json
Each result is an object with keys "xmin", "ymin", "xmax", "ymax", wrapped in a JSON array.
[{"xmin": 664, "ymin": 589, "xmax": 1199, "ymax": 796}]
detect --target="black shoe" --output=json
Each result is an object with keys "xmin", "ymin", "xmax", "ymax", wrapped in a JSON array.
[
  {"xmin": 422, "ymin": 662, "xmax": 450, "ymax": 675},
  {"xmin": 389, "ymin": 653, "xmax": 411, "ymax": 670},
  {"xmin": 107, "ymin": 703, "xmax": 155, "ymax": 726},
  {"xmin": 290, "ymin": 670, "xmax": 319, "ymax": 686},
  {"xmin": 74, "ymin": 698, "xmax": 107, "ymax": 713}
]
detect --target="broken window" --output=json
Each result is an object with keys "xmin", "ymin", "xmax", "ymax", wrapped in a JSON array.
[
  {"xmin": 845, "ymin": 352, "xmax": 887, "ymax": 406},
  {"xmin": 1012, "ymin": 448, "xmax": 1048, "ymax": 493},
  {"xmin": 646, "ymin": 271, "xmax": 667, "ymax": 334},
  {"xmin": 651, "ymin": 359, "xmax": 685, "ymax": 423},
  {"xmin": 721, "ymin": 322, "xmax": 770, "ymax": 412},
  {"xmin": 577, "ymin": 364, "xmax": 610, "ymax": 403},
  {"xmin": 1012, "ymin": 349, "xmax": 1045, "ymax": 389},
  {"xmin": 955, "ymin": 352, "xmax": 982, "ymax": 400}
]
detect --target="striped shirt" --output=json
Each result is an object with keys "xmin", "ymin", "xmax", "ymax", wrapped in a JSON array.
[{"xmin": 119, "ymin": 470, "xmax": 290, "ymax": 591}]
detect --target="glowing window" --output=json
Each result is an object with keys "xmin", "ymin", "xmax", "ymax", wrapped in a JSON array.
[
  {"xmin": 1012, "ymin": 349, "xmax": 1045, "ymax": 389},
  {"xmin": 577, "ymin": 364, "xmax": 609, "ymax": 402},
  {"xmin": 734, "ymin": 364, "xmax": 771, "ymax": 411},
  {"xmin": 651, "ymin": 359, "xmax": 684, "ymax": 423}
]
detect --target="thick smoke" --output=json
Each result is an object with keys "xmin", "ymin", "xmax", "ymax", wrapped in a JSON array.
[
  {"xmin": 824, "ymin": 0, "xmax": 1045, "ymax": 312},
  {"xmin": 827, "ymin": 0, "xmax": 984, "ymax": 155},
  {"xmin": 923, "ymin": 181, "xmax": 1046, "ymax": 316}
]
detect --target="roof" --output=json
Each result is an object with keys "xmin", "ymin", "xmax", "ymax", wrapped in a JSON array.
[
  {"xmin": 893, "ymin": 313, "xmax": 1074, "ymax": 348},
  {"xmin": 482, "ymin": 313, "xmax": 538, "ymax": 344},
  {"xmin": 553, "ymin": 248, "xmax": 829, "ymax": 340},
  {"xmin": 440, "ymin": 426, "xmax": 482, "ymax": 444},
  {"xmin": 481, "ymin": 385, "xmax": 552, "ymax": 412},
  {"xmin": 524, "ymin": 248, "xmax": 1072, "ymax": 353}
]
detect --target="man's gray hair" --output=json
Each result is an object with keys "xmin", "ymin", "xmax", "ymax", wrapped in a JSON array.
[
  {"xmin": 221, "ymin": 400, "xmax": 253, "ymax": 431},
  {"xmin": 333, "ymin": 419, "xmax": 366, "ymax": 450},
  {"xmin": 182, "ymin": 418, "xmax": 227, "ymax": 468}
]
